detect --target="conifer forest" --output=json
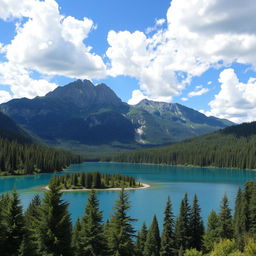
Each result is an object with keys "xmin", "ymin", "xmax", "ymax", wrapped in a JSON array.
[{"xmin": 1, "ymin": 181, "xmax": 256, "ymax": 256}]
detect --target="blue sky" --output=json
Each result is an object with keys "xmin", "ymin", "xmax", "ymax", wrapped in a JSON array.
[{"xmin": 0, "ymin": 0, "xmax": 256, "ymax": 123}]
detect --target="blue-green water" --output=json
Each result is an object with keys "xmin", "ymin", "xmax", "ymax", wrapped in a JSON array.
[{"xmin": 1, "ymin": 162, "xmax": 256, "ymax": 230}]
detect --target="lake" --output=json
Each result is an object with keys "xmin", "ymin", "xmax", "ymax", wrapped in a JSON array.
[{"xmin": 1, "ymin": 162, "xmax": 256, "ymax": 230}]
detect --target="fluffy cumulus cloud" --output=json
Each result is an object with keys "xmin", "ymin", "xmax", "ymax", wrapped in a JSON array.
[
  {"xmin": 206, "ymin": 69, "xmax": 256, "ymax": 123},
  {"xmin": 106, "ymin": 0, "xmax": 256, "ymax": 118},
  {"xmin": 0, "ymin": 0, "xmax": 106, "ymax": 102},
  {"xmin": 0, "ymin": 62, "xmax": 57, "ymax": 100}
]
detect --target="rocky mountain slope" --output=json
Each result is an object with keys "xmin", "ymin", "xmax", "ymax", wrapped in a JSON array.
[{"xmin": 0, "ymin": 79, "xmax": 233, "ymax": 150}]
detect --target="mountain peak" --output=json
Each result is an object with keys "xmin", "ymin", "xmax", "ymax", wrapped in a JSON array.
[{"xmin": 44, "ymin": 79, "xmax": 124, "ymax": 109}]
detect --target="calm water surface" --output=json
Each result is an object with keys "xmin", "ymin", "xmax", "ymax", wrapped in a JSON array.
[{"xmin": 1, "ymin": 162, "xmax": 256, "ymax": 230}]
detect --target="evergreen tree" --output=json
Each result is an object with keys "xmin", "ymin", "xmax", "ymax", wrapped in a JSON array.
[
  {"xmin": 4, "ymin": 190, "xmax": 25, "ymax": 256},
  {"xmin": 174, "ymin": 193, "xmax": 192, "ymax": 251},
  {"xmin": 218, "ymin": 194, "xmax": 233, "ymax": 239},
  {"xmin": 0, "ymin": 194, "xmax": 10, "ymax": 251},
  {"xmin": 136, "ymin": 222, "xmax": 148, "ymax": 256},
  {"xmin": 234, "ymin": 188, "xmax": 246, "ymax": 249},
  {"xmin": 249, "ymin": 185, "xmax": 256, "ymax": 237},
  {"xmin": 107, "ymin": 189, "xmax": 136, "ymax": 256},
  {"xmin": 144, "ymin": 215, "xmax": 161, "ymax": 256},
  {"xmin": 190, "ymin": 195, "xmax": 204, "ymax": 251},
  {"xmin": 160, "ymin": 197, "xmax": 175, "ymax": 256},
  {"xmin": 203, "ymin": 210, "xmax": 220, "ymax": 253},
  {"xmin": 77, "ymin": 190, "xmax": 107, "ymax": 256},
  {"xmin": 23, "ymin": 194, "xmax": 42, "ymax": 256},
  {"xmin": 38, "ymin": 182, "xmax": 72, "ymax": 256},
  {"xmin": 72, "ymin": 218, "xmax": 82, "ymax": 255}
]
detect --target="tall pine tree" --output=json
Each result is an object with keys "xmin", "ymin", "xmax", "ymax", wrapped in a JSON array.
[
  {"xmin": 144, "ymin": 215, "xmax": 161, "ymax": 256},
  {"xmin": 107, "ymin": 189, "xmax": 136, "ymax": 256},
  {"xmin": 218, "ymin": 194, "xmax": 233, "ymax": 239},
  {"xmin": 76, "ymin": 190, "xmax": 107, "ymax": 256},
  {"xmin": 190, "ymin": 194, "xmax": 204, "ymax": 251},
  {"xmin": 174, "ymin": 193, "xmax": 192, "ymax": 251},
  {"xmin": 203, "ymin": 210, "xmax": 220, "ymax": 253},
  {"xmin": 38, "ymin": 182, "xmax": 72, "ymax": 256},
  {"xmin": 3, "ymin": 190, "xmax": 24, "ymax": 256},
  {"xmin": 160, "ymin": 197, "xmax": 175, "ymax": 256},
  {"xmin": 21, "ymin": 194, "xmax": 42, "ymax": 256},
  {"xmin": 136, "ymin": 222, "xmax": 148, "ymax": 256},
  {"xmin": 233, "ymin": 188, "xmax": 246, "ymax": 250}
]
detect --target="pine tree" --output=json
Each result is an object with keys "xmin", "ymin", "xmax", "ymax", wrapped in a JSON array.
[
  {"xmin": 160, "ymin": 197, "xmax": 175, "ymax": 256},
  {"xmin": 22, "ymin": 194, "xmax": 42, "ymax": 256},
  {"xmin": 19, "ymin": 195, "xmax": 41, "ymax": 256},
  {"xmin": 107, "ymin": 189, "xmax": 136, "ymax": 256},
  {"xmin": 174, "ymin": 193, "xmax": 192, "ymax": 251},
  {"xmin": 234, "ymin": 188, "xmax": 246, "ymax": 249},
  {"xmin": 38, "ymin": 182, "xmax": 72, "ymax": 256},
  {"xmin": 77, "ymin": 190, "xmax": 107, "ymax": 256},
  {"xmin": 72, "ymin": 218, "xmax": 82, "ymax": 255},
  {"xmin": 203, "ymin": 210, "xmax": 220, "ymax": 253},
  {"xmin": 144, "ymin": 215, "xmax": 161, "ymax": 256},
  {"xmin": 0, "ymin": 194, "xmax": 10, "ymax": 251},
  {"xmin": 4, "ymin": 190, "xmax": 25, "ymax": 256},
  {"xmin": 190, "ymin": 195, "xmax": 204, "ymax": 251},
  {"xmin": 136, "ymin": 222, "xmax": 148, "ymax": 256},
  {"xmin": 218, "ymin": 194, "xmax": 233, "ymax": 239},
  {"xmin": 249, "ymin": 185, "xmax": 256, "ymax": 237}
]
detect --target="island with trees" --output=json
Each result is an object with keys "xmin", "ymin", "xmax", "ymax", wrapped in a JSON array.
[{"xmin": 48, "ymin": 171, "xmax": 148, "ymax": 191}]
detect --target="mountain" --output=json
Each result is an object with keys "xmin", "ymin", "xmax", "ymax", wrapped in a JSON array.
[
  {"xmin": 0, "ymin": 111, "xmax": 33, "ymax": 143},
  {"xmin": 129, "ymin": 99, "xmax": 233, "ymax": 144},
  {"xmin": 103, "ymin": 121, "xmax": 256, "ymax": 170},
  {"xmin": 0, "ymin": 111, "xmax": 81, "ymax": 175},
  {"xmin": 0, "ymin": 79, "xmax": 233, "ymax": 152},
  {"xmin": 0, "ymin": 80, "xmax": 134, "ymax": 145}
]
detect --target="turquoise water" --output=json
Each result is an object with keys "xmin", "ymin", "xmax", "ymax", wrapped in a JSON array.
[{"xmin": 1, "ymin": 162, "xmax": 256, "ymax": 230}]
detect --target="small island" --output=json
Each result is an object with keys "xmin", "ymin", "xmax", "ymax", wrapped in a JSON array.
[{"xmin": 47, "ymin": 171, "xmax": 150, "ymax": 191}]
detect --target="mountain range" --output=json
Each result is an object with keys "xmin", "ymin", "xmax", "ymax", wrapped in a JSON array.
[
  {"xmin": 103, "ymin": 121, "xmax": 256, "ymax": 170},
  {"xmin": 0, "ymin": 79, "xmax": 233, "ymax": 152}
]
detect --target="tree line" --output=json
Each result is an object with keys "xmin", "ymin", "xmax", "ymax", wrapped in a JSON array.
[
  {"xmin": 1, "ymin": 180, "xmax": 256, "ymax": 255},
  {"xmin": 50, "ymin": 171, "xmax": 139, "ymax": 189},
  {"xmin": 102, "ymin": 123, "xmax": 256, "ymax": 170},
  {"xmin": 0, "ymin": 137, "xmax": 81, "ymax": 175}
]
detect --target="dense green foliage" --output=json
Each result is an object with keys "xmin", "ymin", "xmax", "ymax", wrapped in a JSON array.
[
  {"xmin": 1, "ymin": 181, "xmax": 256, "ymax": 255},
  {"xmin": 49, "ymin": 171, "xmax": 140, "ymax": 189},
  {"xmin": 0, "ymin": 137, "xmax": 81, "ymax": 175},
  {"xmin": 103, "ymin": 121, "xmax": 256, "ymax": 170}
]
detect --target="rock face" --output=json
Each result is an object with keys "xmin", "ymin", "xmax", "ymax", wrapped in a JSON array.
[
  {"xmin": 0, "ymin": 80, "xmax": 233, "ymax": 147},
  {"xmin": 128, "ymin": 99, "xmax": 233, "ymax": 144}
]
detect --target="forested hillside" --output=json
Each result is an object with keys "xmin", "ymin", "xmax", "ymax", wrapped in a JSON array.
[
  {"xmin": 0, "ymin": 137, "xmax": 81, "ymax": 175},
  {"xmin": 1, "ymin": 181, "xmax": 256, "ymax": 255},
  {"xmin": 103, "ymin": 121, "xmax": 256, "ymax": 170},
  {"xmin": 0, "ymin": 112, "xmax": 33, "ymax": 143}
]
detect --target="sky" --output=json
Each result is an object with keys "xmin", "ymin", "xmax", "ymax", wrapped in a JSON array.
[{"xmin": 0, "ymin": 0, "xmax": 256, "ymax": 123}]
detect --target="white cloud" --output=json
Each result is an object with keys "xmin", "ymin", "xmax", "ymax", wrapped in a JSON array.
[
  {"xmin": 146, "ymin": 18, "xmax": 166, "ymax": 34},
  {"xmin": 181, "ymin": 97, "xmax": 188, "ymax": 101},
  {"xmin": 128, "ymin": 89, "xmax": 172, "ymax": 105},
  {"xmin": 207, "ymin": 69, "xmax": 256, "ymax": 123},
  {"xmin": 188, "ymin": 87, "xmax": 209, "ymax": 97},
  {"xmin": 0, "ymin": 0, "xmax": 107, "ymax": 103},
  {"xmin": 0, "ymin": 90, "xmax": 12, "ymax": 104},
  {"xmin": 4, "ymin": 0, "xmax": 106, "ymax": 79},
  {"xmin": 128, "ymin": 90, "xmax": 148, "ymax": 105},
  {"xmin": 0, "ymin": 62, "xmax": 57, "ymax": 100},
  {"xmin": 107, "ymin": 0, "xmax": 256, "ymax": 108}
]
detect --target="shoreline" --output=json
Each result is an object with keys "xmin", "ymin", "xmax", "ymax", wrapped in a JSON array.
[{"xmin": 43, "ymin": 183, "xmax": 151, "ymax": 192}]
